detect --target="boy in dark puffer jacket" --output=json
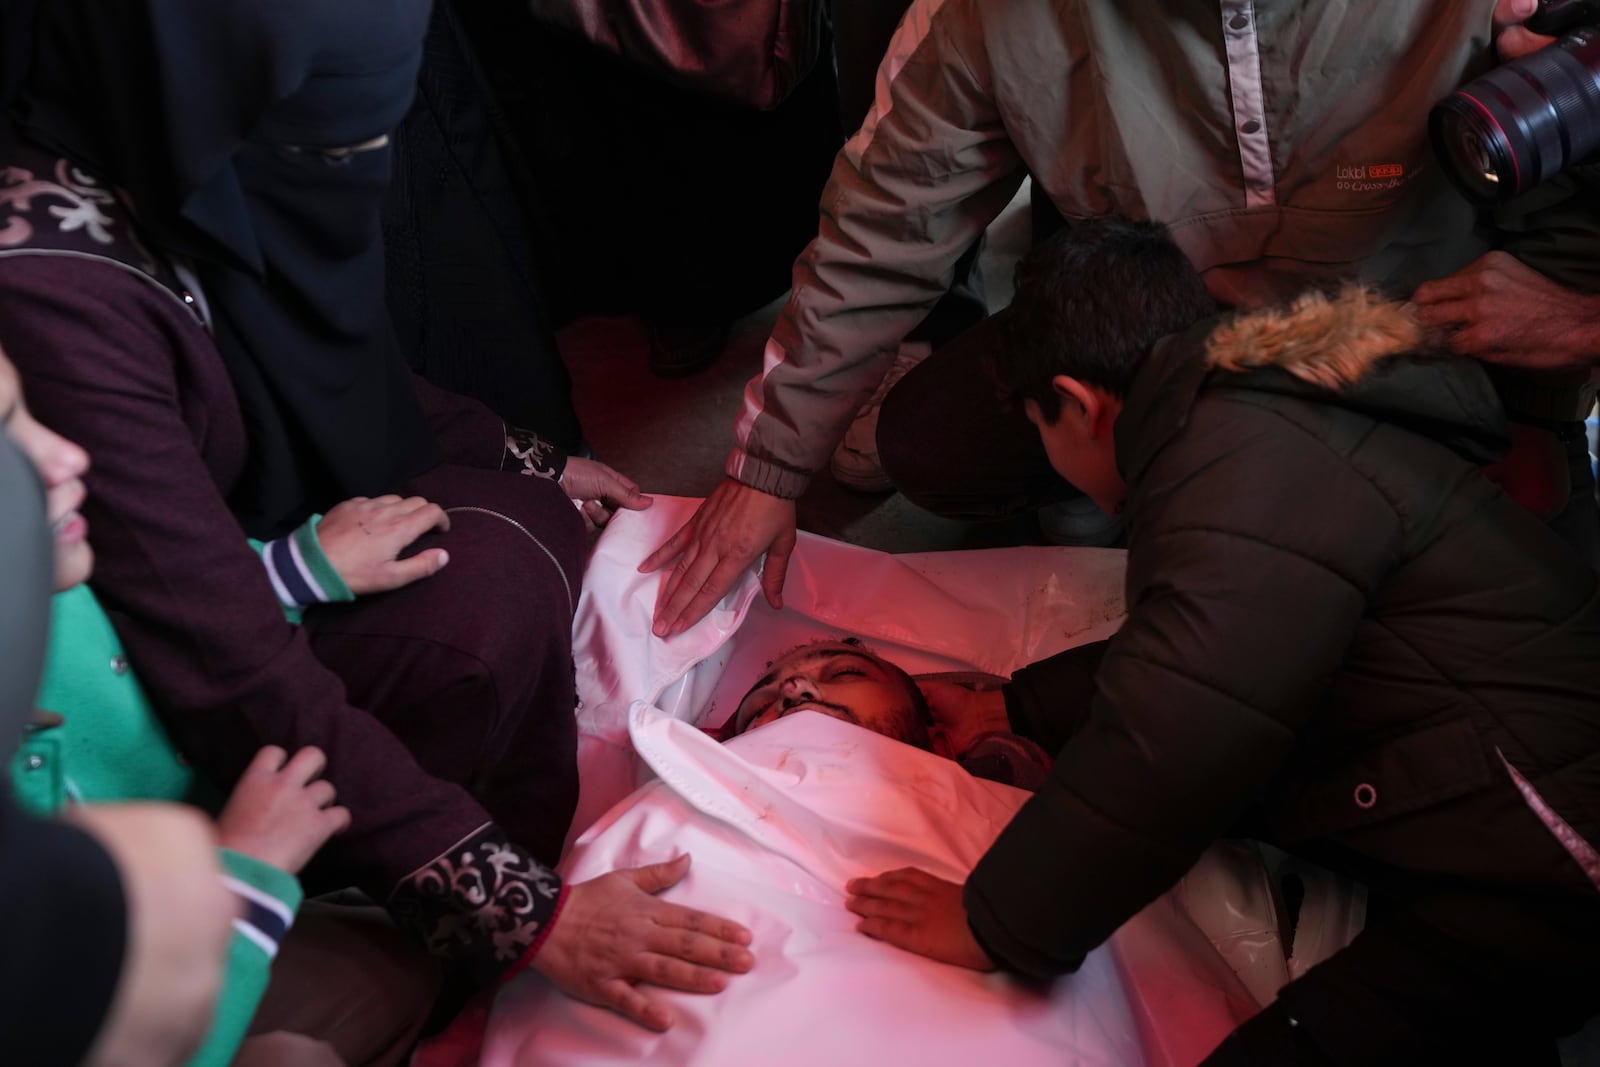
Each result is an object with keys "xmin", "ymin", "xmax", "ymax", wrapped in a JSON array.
[{"xmin": 845, "ymin": 217, "xmax": 1600, "ymax": 1065}]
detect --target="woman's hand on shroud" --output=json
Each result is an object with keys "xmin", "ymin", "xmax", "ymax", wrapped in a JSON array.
[{"xmin": 532, "ymin": 853, "xmax": 754, "ymax": 1031}]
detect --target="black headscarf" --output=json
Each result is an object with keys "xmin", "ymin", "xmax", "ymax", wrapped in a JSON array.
[
  {"xmin": 0, "ymin": 429, "xmax": 53, "ymax": 765},
  {"xmin": 0, "ymin": 1, "xmax": 37, "ymax": 111},
  {"xmin": 15, "ymin": 0, "xmax": 437, "ymax": 536}
]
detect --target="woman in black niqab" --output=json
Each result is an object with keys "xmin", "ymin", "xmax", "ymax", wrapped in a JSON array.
[
  {"xmin": 15, "ymin": 0, "xmax": 437, "ymax": 536},
  {"xmin": 0, "ymin": 0, "xmax": 762, "ymax": 1018}
]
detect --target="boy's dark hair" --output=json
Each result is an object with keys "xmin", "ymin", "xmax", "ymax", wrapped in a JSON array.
[{"xmin": 994, "ymin": 217, "xmax": 1215, "ymax": 421}]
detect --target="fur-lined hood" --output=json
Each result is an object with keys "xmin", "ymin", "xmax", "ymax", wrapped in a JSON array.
[
  {"xmin": 1204, "ymin": 287, "xmax": 1423, "ymax": 389},
  {"xmin": 1117, "ymin": 288, "xmax": 1509, "ymax": 482}
]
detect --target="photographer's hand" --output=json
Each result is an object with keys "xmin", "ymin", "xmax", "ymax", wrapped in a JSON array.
[
  {"xmin": 1493, "ymin": 0, "xmax": 1557, "ymax": 60},
  {"xmin": 1412, "ymin": 252, "xmax": 1600, "ymax": 369}
]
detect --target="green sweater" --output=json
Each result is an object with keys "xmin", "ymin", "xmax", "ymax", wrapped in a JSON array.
[{"xmin": 11, "ymin": 520, "xmax": 351, "ymax": 1067}]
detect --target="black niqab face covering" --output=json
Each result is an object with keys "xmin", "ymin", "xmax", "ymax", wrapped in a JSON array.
[
  {"xmin": 16, "ymin": 0, "xmax": 437, "ymax": 536},
  {"xmin": 0, "ymin": 430, "xmax": 55, "ymax": 767}
]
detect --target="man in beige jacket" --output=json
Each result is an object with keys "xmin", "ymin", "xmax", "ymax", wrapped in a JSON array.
[{"xmin": 643, "ymin": 0, "xmax": 1600, "ymax": 636}]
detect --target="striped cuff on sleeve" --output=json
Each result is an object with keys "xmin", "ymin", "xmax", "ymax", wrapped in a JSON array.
[
  {"xmin": 260, "ymin": 515, "xmax": 354, "ymax": 612},
  {"xmin": 222, "ymin": 874, "xmax": 296, "ymax": 960}
]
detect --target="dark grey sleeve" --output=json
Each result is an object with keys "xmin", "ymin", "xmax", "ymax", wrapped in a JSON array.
[{"xmin": 1002, "ymin": 640, "xmax": 1108, "ymax": 754}]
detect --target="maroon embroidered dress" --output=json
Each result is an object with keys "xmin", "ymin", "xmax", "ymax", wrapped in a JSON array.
[{"xmin": 0, "ymin": 129, "xmax": 583, "ymax": 979}]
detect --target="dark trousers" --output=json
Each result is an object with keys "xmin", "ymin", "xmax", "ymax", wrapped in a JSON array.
[
  {"xmin": 878, "ymin": 307, "xmax": 1079, "ymax": 519},
  {"xmin": 1200, "ymin": 892, "xmax": 1600, "ymax": 1066},
  {"xmin": 458, "ymin": 4, "xmax": 841, "ymax": 329},
  {"xmin": 237, "ymin": 902, "xmax": 441, "ymax": 1067},
  {"xmin": 1548, "ymin": 418, "xmax": 1600, "ymax": 569},
  {"xmin": 302, "ymin": 464, "xmax": 585, "ymax": 872},
  {"xmin": 385, "ymin": 2, "xmax": 583, "ymax": 449}
]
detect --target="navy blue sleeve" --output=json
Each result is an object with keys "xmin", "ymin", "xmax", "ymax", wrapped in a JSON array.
[{"xmin": 0, "ymin": 796, "xmax": 127, "ymax": 1066}]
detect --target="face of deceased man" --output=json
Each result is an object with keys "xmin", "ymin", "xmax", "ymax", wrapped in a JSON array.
[{"xmin": 731, "ymin": 640, "xmax": 930, "ymax": 748}]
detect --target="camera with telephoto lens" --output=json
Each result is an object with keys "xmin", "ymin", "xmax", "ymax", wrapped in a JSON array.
[{"xmin": 1430, "ymin": 0, "xmax": 1600, "ymax": 203}]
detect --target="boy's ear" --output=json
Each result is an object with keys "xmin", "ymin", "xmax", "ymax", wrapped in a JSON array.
[{"xmin": 1050, "ymin": 375, "xmax": 1106, "ymax": 427}]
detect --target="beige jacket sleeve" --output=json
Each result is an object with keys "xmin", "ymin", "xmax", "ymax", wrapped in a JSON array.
[{"xmin": 726, "ymin": 0, "xmax": 1026, "ymax": 498}]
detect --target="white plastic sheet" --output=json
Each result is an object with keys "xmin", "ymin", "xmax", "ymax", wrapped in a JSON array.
[
  {"xmin": 486, "ymin": 707, "xmax": 1257, "ymax": 1067},
  {"xmin": 567, "ymin": 497, "xmax": 1128, "ymax": 843}
]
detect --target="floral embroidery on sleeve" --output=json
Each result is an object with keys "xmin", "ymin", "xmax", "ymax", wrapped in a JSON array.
[
  {"xmin": 0, "ymin": 159, "xmax": 164, "ymax": 270},
  {"xmin": 503, "ymin": 426, "xmax": 568, "ymax": 481},
  {"xmin": 388, "ymin": 823, "xmax": 564, "ymax": 981}
]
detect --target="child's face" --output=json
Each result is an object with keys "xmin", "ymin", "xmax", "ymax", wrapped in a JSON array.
[
  {"xmin": 1025, "ymin": 391, "xmax": 1127, "ymax": 517},
  {"xmin": 0, "ymin": 349, "xmax": 93, "ymax": 591}
]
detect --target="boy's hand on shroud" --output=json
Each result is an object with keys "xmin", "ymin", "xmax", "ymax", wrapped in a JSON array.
[
  {"xmin": 532, "ymin": 853, "xmax": 755, "ymax": 1031},
  {"xmin": 846, "ymin": 868, "xmax": 994, "ymax": 971}
]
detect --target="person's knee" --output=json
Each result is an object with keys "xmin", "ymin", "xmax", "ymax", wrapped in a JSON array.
[
  {"xmin": 876, "ymin": 373, "xmax": 945, "ymax": 510},
  {"xmin": 875, "ymin": 315, "xmax": 1058, "ymax": 520},
  {"xmin": 408, "ymin": 464, "xmax": 587, "ymax": 602},
  {"xmin": 876, "ymin": 392, "xmax": 1020, "ymax": 520},
  {"xmin": 250, "ymin": 902, "xmax": 442, "ymax": 1067},
  {"xmin": 465, "ymin": 473, "xmax": 587, "ymax": 590}
]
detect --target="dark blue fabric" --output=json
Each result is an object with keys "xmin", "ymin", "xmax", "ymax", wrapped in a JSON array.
[
  {"xmin": 267, "ymin": 536, "xmax": 318, "ymax": 608},
  {"xmin": 382, "ymin": 1, "xmax": 582, "ymax": 447},
  {"xmin": 16, "ymin": 0, "xmax": 438, "ymax": 536},
  {"xmin": 235, "ymin": 893, "xmax": 290, "ymax": 954}
]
